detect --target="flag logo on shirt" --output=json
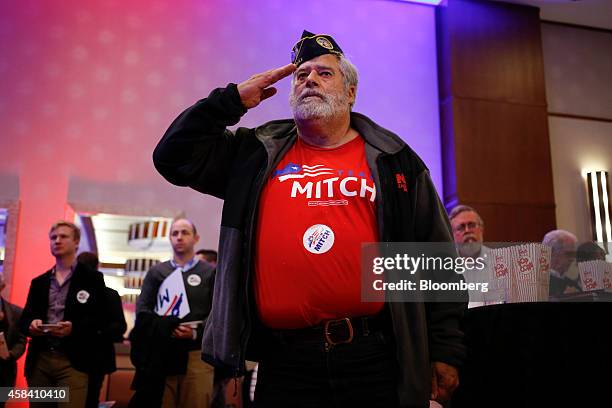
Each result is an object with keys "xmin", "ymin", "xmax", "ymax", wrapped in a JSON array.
[
  {"xmin": 275, "ymin": 163, "xmax": 334, "ymax": 182},
  {"xmin": 274, "ymin": 162, "xmax": 302, "ymax": 177},
  {"xmin": 303, "ymin": 224, "xmax": 335, "ymax": 254}
]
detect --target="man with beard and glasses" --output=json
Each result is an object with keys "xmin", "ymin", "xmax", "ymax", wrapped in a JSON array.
[
  {"xmin": 449, "ymin": 205, "xmax": 490, "ymax": 307},
  {"xmin": 449, "ymin": 205, "xmax": 486, "ymax": 259},
  {"xmin": 153, "ymin": 31, "xmax": 466, "ymax": 408}
]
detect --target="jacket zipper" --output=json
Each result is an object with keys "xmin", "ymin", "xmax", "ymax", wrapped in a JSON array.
[
  {"xmin": 230, "ymin": 165, "xmax": 265, "ymax": 380},
  {"xmin": 237, "ymin": 132, "xmax": 297, "ymax": 373}
]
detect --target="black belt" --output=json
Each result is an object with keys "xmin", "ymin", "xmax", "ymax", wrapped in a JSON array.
[{"xmin": 271, "ymin": 314, "xmax": 388, "ymax": 347}]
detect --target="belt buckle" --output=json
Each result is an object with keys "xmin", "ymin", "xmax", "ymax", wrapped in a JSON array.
[{"xmin": 324, "ymin": 317, "xmax": 354, "ymax": 346}]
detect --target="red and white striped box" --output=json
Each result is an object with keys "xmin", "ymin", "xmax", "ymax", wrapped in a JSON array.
[{"xmin": 578, "ymin": 260, "xmax": 612, "ymax": 291}]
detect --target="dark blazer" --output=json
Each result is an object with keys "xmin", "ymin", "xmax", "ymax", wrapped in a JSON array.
[
  {"xmin": 549, "ymin": 274, "xmax": 582, "ymax": 297},
  {"xmin": 91, "ymin": 286, "xmax": 127, "ymax": 374},
  {"xmin": 19, "ymin": 262, "xmax": 107, "ymax": 377},
  {"xmin": 129, "ymin": 313, "xmax": 187, "ymax": 408},
  {"xmin": 0, "ymin": 297, "xmax": 26, "ymax": 386}
]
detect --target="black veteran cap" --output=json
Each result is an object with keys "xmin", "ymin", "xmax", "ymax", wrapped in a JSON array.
[{"xmin": 291, "ymin": 30, "xmax": 343, "ymax": 67}]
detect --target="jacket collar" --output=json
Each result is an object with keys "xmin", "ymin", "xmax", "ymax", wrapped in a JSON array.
[
  {"xmin": 350, "ymin": 112, "xmax": 405, "ymax": 155},
  {"xmin": 254, "ymin": 111, "xmax": 406, "ymax": 157}
]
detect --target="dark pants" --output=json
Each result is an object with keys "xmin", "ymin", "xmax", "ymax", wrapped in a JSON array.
[
  {"xmin": 0, "ymin": 360, "xmax": 17, "ymax": 408},
  {"xmin": 254, "ymin": 329, "xmax": 399, "ymax": 408},
  {"xmin": 86, "ymin": 372, "xmax": 105, "ymax": 408}
]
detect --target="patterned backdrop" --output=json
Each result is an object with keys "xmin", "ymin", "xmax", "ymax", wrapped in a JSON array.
[{"xmin": 0, "ymin": 0, "xmax": 442, "ymax": 305}]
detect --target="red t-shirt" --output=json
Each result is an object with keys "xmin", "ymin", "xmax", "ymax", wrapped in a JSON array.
[{"xmin": 254, "ymin": 135, "xmax": 384, "ymax": 329}]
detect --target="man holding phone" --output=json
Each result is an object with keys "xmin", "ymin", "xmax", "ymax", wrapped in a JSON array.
[{"xmin": 19, "ymin": 221, "xmax": 106, "ymax": 408}]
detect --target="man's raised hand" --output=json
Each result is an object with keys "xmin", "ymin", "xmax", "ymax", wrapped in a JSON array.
[{"xmin": 237, "ymin": 63, "xmax": 296, "ymax": 109}]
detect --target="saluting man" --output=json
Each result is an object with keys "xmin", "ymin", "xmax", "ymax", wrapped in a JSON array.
[{"xmin": 154, "ymin": 31, "xmax": 466, "ymax": 408}]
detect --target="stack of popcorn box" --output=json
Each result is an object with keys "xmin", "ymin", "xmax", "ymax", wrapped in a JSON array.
[
  {"xmin": 484, "ymin": 248, "xmax": 510, "ymax": 305},
  {"xmin": 537, "ymin": 246, "xmax": 552, "ymax": 299},
  {"xmin": 485, "ymin": 244, "xmax": 551, "ymax": 304},
  {"xmin": 578, "ymin": 260, "xmax": 612, "ymax": 292}
]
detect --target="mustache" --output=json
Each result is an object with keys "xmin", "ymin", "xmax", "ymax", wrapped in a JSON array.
[{"xmin": 299, "ymin": 90, "xmax": 326, "ymax": 101}]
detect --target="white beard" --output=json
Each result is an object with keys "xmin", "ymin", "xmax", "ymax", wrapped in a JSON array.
[{"xmin": 289, "ymin": 86, "xmax": 350, "ymax": 121}]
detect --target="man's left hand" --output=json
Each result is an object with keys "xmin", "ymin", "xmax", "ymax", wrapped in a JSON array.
[
  {"xmin": 49, "ymin": 321, "xmax": 72, "ymax": 338},
  {"xmin": 430, "ymin": 361, "xmax": 459, "ymax": 403}
]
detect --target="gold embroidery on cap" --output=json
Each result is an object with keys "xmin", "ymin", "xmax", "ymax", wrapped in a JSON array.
[{"xmin": 316, "ymin": 36, "xmax": 334, "ymax": 50}]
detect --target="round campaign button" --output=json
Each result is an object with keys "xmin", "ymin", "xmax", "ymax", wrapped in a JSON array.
[
  {"xmin": 303, "ymin": 224, "xmax": 335, "ymax": 254},
  {"xmin": 76, "ymin": 290, "xmax": 90, "ymax": 304},
  {"xmin": 187, "ymin": 274, "xmax": 201, "ymax": 286}
]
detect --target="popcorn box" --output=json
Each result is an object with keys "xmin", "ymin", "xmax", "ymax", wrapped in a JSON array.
[
  {"xmin": 486, "ymin": 244, "xmax": 550, "ymax": 303},
  {"xmin": 578, "ymin": 260, "xmax": 611, "ymax": 291},
  {"xmin": 507, "ymin": 244, "xmax": 550, "ymax": 302}
]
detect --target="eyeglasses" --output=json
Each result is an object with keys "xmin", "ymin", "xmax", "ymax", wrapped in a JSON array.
[{"xmin": 453, "ymin": 221, "xmax": 481, "ymax": 233}]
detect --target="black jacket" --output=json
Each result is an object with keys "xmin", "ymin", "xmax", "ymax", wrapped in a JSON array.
[
  {"xmin": 153, "ymin": 84, "xmax": 467, "ymax": 408},
  {"xmin": 129, "ymin": 313, "xmax": 186, "ymax": 408},
  {"xmin": 0, "ymin": 297, "xmax": 26, "ymax": 386},
  {"xmin": 90, "ymin": 287, "xmax": 127, "ymax": 374},
  {"xmin": 19, "ymin": 262, "xmax": 107, "ymax": 376},
  {"xmin": 549, "ymin": 274, "xmax": 582, "ymax": 297}
]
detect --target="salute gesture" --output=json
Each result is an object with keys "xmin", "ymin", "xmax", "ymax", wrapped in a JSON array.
[{"xmin": 237, "ymin": 63, "xmax": 296, "ymax": 109}]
